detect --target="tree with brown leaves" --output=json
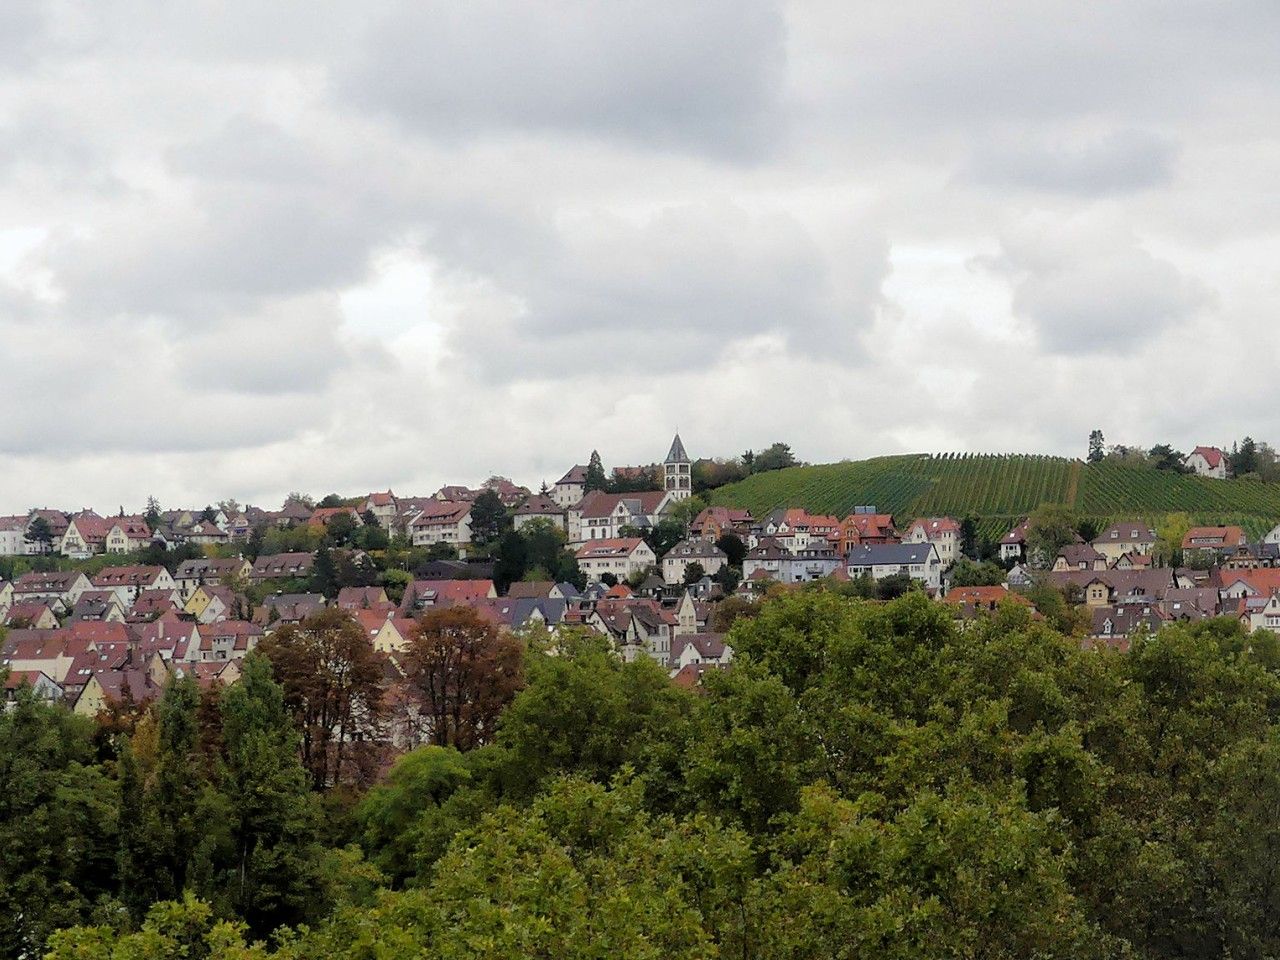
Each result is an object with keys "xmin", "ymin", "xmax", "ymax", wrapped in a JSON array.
[
  {"xmin": 257, "ymin": 608, "xmax": 385, "ymax": 788},
  {"xmin": 404, "ymin": 606, "xmax": 524, "ymax": 750}
]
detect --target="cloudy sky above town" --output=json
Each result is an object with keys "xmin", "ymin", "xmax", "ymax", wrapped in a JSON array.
[{"xmin": 2, "ymin": 1, "xmax": 1279, "ymax": 513}]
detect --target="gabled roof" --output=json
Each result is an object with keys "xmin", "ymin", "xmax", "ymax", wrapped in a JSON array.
[
  {"xmin": 514, "ymin": 495, "xmax": 563, "ymax": 516},
  {"xmin": 557, "ymin": 465, "xmax": 589, "ymax": 485},
  {"xmin": 1093, "ymin": 521, "xmax": 1157, "ymax": 545},
  {"xmin": 1182, "ymin": 526, "xmax": 1246, "ymax": 550},
  {"xmin": 91, "ymin": 566, "xmax": 167, "ymax": 588},
  {"xmin": 1189, "ymin": 445, "xmax": 1225, "ymax": 468},
  {"xmin": 576, "ymin": 490, "xmax": 668, "ymax": 520},
  {"xmin": 575, "ymin": 538, "xmax": 650, "ymax": 560},
  {"xmin": 409, "ymin": 500, "xmax": 471, "ymax": 526},
  {"xmin": 910, "ymin": 517, "xmax": 961, "ymax": 535},
  {"xmin": 1057, "ymin": 544, "xmax": 1106, "ymax": 566}
]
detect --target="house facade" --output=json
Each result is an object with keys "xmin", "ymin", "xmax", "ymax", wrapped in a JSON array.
[
  {"xmin": 1185, "ymin": 446, "xmax": 1227, "ymax": 479},
  {"xmin": 575, "ymin": 538, "xmax": 658, "ymax": 582},
  {"xmin": 662, "ymin": 538, "xmax": 728, "ymax": 584},
  {"xmin": 845, "ymin": 542, "xmax": 943, "ymax": 590},
  {"xmin": 904, "ymin": 517, "xmax": 961, "ymax": 564}
]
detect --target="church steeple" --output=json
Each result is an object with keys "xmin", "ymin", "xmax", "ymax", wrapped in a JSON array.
[{"xmin": 664, "ymin": 432, "xmax": 691, "ymax": 500}]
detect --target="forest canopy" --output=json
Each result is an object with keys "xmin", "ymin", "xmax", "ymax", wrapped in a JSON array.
[{"xmin": 6, "ymin": 591, "xmax": 1280, "ymax": 959}]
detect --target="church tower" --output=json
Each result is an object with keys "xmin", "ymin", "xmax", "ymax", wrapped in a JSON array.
[{"xmin": 664, "ymin": 432, "xmax": 691, "ymax": 500}]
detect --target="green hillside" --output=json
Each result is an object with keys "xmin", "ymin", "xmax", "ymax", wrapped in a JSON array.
[{"xmin": 708, "ymin": 453, "xmax": 1280, "ymax": 540}]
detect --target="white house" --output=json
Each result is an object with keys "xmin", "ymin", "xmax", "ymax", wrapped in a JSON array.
[
  {"xmin": 90, "ymin": 566, "xmax": 177, "ymax": 607},
  {"xmin": 662, "ymin": 538, "xmax": 728, "ymax": 584},
  {"xmin": 361, "ymin": 491, "xmax": 399, "ymax": 529},
  {"xmin": 1000, "ymin": 520, "xmax": 1029, "ymax": 563},
  {"xmin": 1185, "ymin": 446, "xmax": 1227, "ymax": 479},
  {"xmin": 409, "ymin": 501, "xmax": 473, "ymax": 548},
  {"xmin": 742, "ymin": 537, "xmax": 789, "ymax": 582},
  {"xmin": 513, "ymin": 495, "xmax": 566, "ymax": 532},
  {"xmin": 570, "ymin": 490, "xmax": 673, "ymax": 544},
  {"xmin": 0, "ymin": 516, "xmax": 28, "ymax": 556},
  {"xmin": 12, "ymin": 570, "xmax": 92, "ymax": 608},
  {"xmin": 905, "ymin": 517, "xmax": 962, "ymax": 564},
  {"xmin": 574, "ymin": 538, "xmax": 658, "ymax": 582},
  {"xmin": 846, "ymin": 542, "xmax": 943, "ymax": 591},
  {"xmin": 552, "ymin": 465, "xmax": 588, "ymax": 508}
]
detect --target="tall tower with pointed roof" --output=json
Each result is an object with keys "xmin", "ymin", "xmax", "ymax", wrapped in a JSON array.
[{"xmin": 664, "ymin": 432, "xmax": 692, "ymax": 501}]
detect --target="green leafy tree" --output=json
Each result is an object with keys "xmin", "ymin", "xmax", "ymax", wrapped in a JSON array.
[
  {"xmin": 355, "ymin": 745, "xmax": 478, "ymax": 884},
  {"xmin": 1148, "ymin": 443, "xmax": 1186, "ymax": 472},
  {"xmin": 310, "ymin": 544, "xmax": 339, "ymax": 597},
  {"xmin": 682, "ymin": 561, "xmax": 707, "ymax": 586},
  {"xmin": 715, "ymin": 532, "xmax": 746, "ymax": 567},
  {"xmin": 753, "ymin": 441, "xmax": 798, "ymax": 472},
  {"xmin": 25, "ymin": 515, "xmax": 54, "ymax": 552},
  {"xmin": 1026, "ymin": 503, "xmax": 1079, "ymax": 568},
  {"xmin": 0, "ymin": 687, "xmax": 118, "ymax": 957},
  {"xmin": 959, "ymin": 515, "xmax": 979, "ymax": 558},
  {"xmin": 949, "ymin": 558, "xmax": 1006, "ymax": 587},
  {"xmin": 493, "ymin": 529, "xmax": 529, "ymax": 591},
  {"xmin": 324, "ymin": 512, "xmax": 358, "ymax": 547},
  {"xmin": 216, "ymin": 654, "xmax": 323, "ymax": 934},
  {"xmin": 496, "ymin": 631, "xmax": 693, "ymax": 799}
]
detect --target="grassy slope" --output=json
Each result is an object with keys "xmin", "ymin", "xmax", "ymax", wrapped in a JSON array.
[{"xmin": 708, "ymin": 454, "xmax": 1280, "ymax": 540}]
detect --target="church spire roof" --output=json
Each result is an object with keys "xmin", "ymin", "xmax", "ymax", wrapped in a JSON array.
[{"xmin": 665, "ymin": 433, "xmax": 690, "ymax": 464}]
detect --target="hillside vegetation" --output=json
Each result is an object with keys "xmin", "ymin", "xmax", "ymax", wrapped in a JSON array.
[{"xmin": 709, "ymin": 453, "xmax": 1280, "ymax": 538}]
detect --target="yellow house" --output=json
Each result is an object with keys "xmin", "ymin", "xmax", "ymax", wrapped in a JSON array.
[
  {"xmin": 184, "ymin": 585, "xmax": 215, "ymax": 620},
  {"xmin": 1091, "ymin": 521, "xmax": 1157, "ymax": 563},
  {"xmin": 1084, "ymin": 579, "xmax": 1113, "ymax": 608},
  {"xmin": 354, "ymin": 609, "xmax": 414, "ymax": 654},
  {"xmin": 74, "ymin": 655, "xmax": 170, "ymax": 717}
]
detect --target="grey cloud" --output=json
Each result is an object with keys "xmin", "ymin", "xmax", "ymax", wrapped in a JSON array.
[
  {"xmin": 965, "ymin": 129, "xmax": 1178, "ymax": 195},
  {"xmin": 44, "ymin": 186, "xmax": 393, "ymax": 319},
  {"xmin": 981, "ymin": 219, "xmax": 1212, "ymax": 354},
  {"xmin": 0, "ymin": 317, "xmax": 322, "ymax": 456},
  {"xmin": 440, "ymin": 201, "xmax": 886, "ymax": 379},
  {"xmin": 165, "ymin": 116, "xmax": 326, "ymax": 185},
  {"xmin": 338, "ymin": 0, "xmax": 788, "ymax": 158}
]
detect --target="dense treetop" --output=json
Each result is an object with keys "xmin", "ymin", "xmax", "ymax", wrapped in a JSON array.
[{"xmin": 5, "ymin": 589, "xmax": 1280, "ymax": 958}]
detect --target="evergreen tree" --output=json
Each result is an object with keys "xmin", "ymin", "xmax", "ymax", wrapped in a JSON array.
[
  {"xmin": 1088, "ymin": 429, "xmax": 1105, "ymax": 463},
  {"xmin": 469, "ymin": 489, "xmax": 511, "ymax": 547},
  {"xmin": 311, "ymin": 544, "xmax": 340, "ymax": 598},
  {"xmin": 584, "ymin": 450, "xmax": 608, "ymax": 493}
]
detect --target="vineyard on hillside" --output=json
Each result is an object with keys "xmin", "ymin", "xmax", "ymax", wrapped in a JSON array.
[{"xmin": 708, "ymin": 453, "xmax": 1280, "ymax": 540}]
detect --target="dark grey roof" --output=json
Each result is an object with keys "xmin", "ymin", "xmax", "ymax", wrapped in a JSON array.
[
  {"xmin": 845, "ymin": 543, "xmax": 937, "ymax": 565},
  {"xmin": 665, "ymin": 433, "xmax": 690, "ymax": 464}
]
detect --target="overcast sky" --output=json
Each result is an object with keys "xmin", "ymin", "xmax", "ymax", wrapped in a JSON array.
[{"xmin": 2, "ymin": 1, "xmax": 1278, "ymax": 514}]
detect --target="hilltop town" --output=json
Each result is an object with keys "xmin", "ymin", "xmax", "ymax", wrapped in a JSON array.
[{"xmin": 2, "ymin": 434, "xmax": 1278, "ymax": 719}]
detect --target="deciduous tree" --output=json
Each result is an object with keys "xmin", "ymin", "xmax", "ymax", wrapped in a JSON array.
[
  {"xmin": 258, "ymin": 610, "xmax": 385, "ymax": 788},
  {"xmin": 404, "ymin": 606, "xmax": 524, "ymax": 750}
]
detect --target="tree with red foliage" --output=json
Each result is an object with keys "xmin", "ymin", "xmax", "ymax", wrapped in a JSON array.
[
  {"xmin": 257, "ymin": 608, "xmax": 385, "ymax": 788},
  {"xmin": 404, "ymin": 606, "xmax": 524, "ymax": 750}
]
